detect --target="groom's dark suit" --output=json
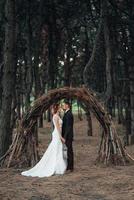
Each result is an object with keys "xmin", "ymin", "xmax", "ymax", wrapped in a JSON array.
[{"xmin": 62, "ymin": 109, "xmax": 74, "ymax": 170}]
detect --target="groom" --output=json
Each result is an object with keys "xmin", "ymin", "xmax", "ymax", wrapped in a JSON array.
[{"xmin": 62, "ymin": 100, "xmax": 74, "ymax": 172}]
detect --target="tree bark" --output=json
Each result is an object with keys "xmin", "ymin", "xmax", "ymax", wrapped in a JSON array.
[
  {"xmin": 86, "ymin": 111, "xmax": 93, "ymax": 136},
  {"xmin": 0, "ymin": 0, "xmax": 16, "ymax": 157},
  {"xmin": 129, "ymin": 60, "xmax": 134, "ymax": 144},
  {"xmin": 103, "ymin": 0, "xmax": 113, "ymax": 102},
  {"xmin": 0, "ymin": 62, "xmax": 4, "ymax": 110},
  {"xmin": 24, "ymin": 0, "xmax": 33, "ymax": 111},
  {"xmin": 64, "ymin": 28, "xmax": 72, "ymax": 86}
]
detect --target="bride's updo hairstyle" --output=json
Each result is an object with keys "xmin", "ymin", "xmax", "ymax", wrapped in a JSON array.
[{"xmin": 51, "ymin": 103, "xmax": 60, "ymax": 115}]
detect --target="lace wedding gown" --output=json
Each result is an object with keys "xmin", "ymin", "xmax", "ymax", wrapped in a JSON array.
[{"xmin": 21, "ymin": 114, "xmax": 67, "ymax": 177}]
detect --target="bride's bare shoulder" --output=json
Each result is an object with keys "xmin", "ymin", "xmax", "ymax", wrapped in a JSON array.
[{"xmin": 53, "ymin": 113, "xmax": 59, "ymax": 120}]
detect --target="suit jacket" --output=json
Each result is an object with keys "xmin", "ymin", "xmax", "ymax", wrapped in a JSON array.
[{"xmin": 62, "ymin": 110, "xmax": 74, "ymax": 141}]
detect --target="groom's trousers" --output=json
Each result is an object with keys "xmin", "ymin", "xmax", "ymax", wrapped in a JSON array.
[{"xmin": 66, "ymin": 140, "xmax": 74, "ymax": 170}]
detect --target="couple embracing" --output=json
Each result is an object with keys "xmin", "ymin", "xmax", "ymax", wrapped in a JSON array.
[{"xmin": 21, "ymin": 100, "xmax": 74, "ymax": 177}]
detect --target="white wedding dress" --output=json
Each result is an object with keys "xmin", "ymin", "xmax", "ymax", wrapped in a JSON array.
[{"xmin": 21, "ymin": 114, "xmax": 67, "ymax": 177}]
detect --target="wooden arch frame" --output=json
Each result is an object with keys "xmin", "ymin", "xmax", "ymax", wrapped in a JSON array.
[{"xmin": 0, "ymin": 87, "xmax": 132, "ymax": 167}]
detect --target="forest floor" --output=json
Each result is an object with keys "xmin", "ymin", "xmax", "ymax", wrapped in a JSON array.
[{"xmin": 0, "ymin": 115, "xmax": 134, "ymax": 200}]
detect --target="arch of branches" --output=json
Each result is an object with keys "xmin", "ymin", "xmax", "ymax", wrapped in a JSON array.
[{"xmin": 0, "ymin": 87, "xmax": 132, "ymax": 168}]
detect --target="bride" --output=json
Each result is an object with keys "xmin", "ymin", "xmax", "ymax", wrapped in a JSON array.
[{"xmin": 21, "ymin": 103, "xmax": 67, "ymax": 177}]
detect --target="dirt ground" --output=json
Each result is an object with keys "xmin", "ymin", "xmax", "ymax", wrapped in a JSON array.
[{"xmin": 0, "ymin": 115, "xmax": 134, "ymax": 200}]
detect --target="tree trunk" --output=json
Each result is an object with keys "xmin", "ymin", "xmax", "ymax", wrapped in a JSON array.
[
  {"xmin": 0, "ymin": 0, "xmax": 16, "ymax": 157},
  {"xmin": 117, "ymin": 96, "xmax": 124, "ymax": 124},
  {"xmin": 33, "ymin": 0, "xmax": 43, "ymax": 98},
  {"xmin": 129, "ymin": 61, "xmax": 134, "ymax": 144},
  {"xmin": 86, "ymin": 111, "xmax": 93, "ymax": 136},
  {"xmin": 103, "ymin": 0, "xmax": 113, "ymax": 102},
  {"xmin": 24, "ymin": 0, "xmax": 33, "ymax": 111},
  {"xmin": 64, "ymin": 28, "xmax": 72, "ymax": 87},
  {"xmin": 48, "ymin": 3, "xmax": 59, "ymax": 89},
  {"xmin": 0, "ymin": 63, "xmax": 4, "ymax": 110},
  {"xmin": 77, "ymin": 101, "xmax": 83, "ymax": 121}
]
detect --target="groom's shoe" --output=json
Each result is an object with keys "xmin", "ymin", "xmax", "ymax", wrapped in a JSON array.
[{"xmin": 66, "ymin": 169, "xmax": 74, "ymax": 173}]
